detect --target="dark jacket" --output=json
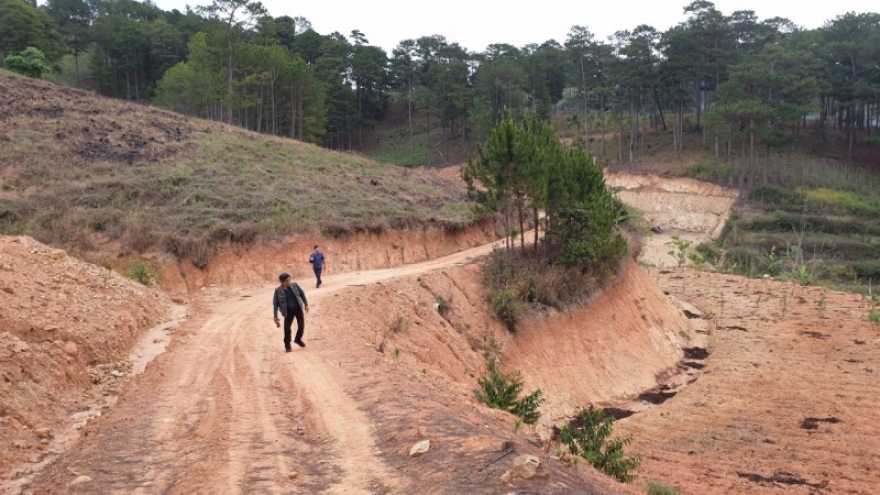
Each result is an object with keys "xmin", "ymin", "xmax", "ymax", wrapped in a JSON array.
[{"xmin": 273, "ymin": 283, "xmax": 308, "ymax": 318}]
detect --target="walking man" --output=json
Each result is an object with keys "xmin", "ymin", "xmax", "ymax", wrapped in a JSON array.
[
  {"xmin": 272, "ymin": 273, "xmax": 309, "ymax": 352},
  {"xmin": 309, "ymin": 245, "xmax": 326, "ymax": 288}
]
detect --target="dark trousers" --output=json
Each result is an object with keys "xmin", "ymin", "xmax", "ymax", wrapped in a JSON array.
[
  {"xmin": 283, "ymin": 306, "xmax": 305, "ymax": 348},
  {"xmin": 313, "ymin": 267, "xmax": 323, "ymax": 287}
]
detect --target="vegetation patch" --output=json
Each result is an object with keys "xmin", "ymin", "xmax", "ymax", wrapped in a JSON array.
[
  {"xmin": 466, "ymin": 118, "xmax": 628, "ymax": 328},
  {"xmin": 559, "ymin": 408, "xmax": 641, "ymax": 483},
  {"xmin": 475, "ymin": 360, "xmax": 543, "ymax": 425},
  {"xmin": 647, "ymin": 480, "xmax": 678, "ymax": 495},
  {"xmin": 0, "ymin": 74, "xmax": 474, "ymax": 267},
  {"xmin": 125, "ymin": 259, "xmax": 162, "ymax": 286}
]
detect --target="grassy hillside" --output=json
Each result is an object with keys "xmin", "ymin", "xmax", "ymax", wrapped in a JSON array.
[{"xmin": 0, "ymin": 72, "xmax": 474, "ymax": 266}]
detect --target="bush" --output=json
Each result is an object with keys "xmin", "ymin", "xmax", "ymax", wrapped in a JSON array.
[
  {"xmin": 801, "ymin": 188, "xmax": 880, "ymax": 217},
  {"xmin": 862, "ymin": 134, "xmax": 880, "ymax": 147},
  {"xmin": 559, "ymin": 408, "xmax": 641, "ymax": 483},
  {"xmin": 4, "ymin": 47, "xmax": 50, "ymax": 78},
  {"xmin": 647, "ymin": 480, "xmax": 678, "ymax": 495},
  {"xmin": 749, "ymin": 186, "xmax": 802, "ymax": 208},
  {"xmin": 694, "ymin": 242, "xmax": 721, "ymax": 266},
  {"xmin": 852, "ymin": 262, "xmax": 880, "ymax": 282},
  {"xmin": 483, "ymin": 247, "xmax": 622, "ymax": 329},
  {"xmin": 475, "ymin": 360, "xmax": 543, "ymax": 425},
  {"xmin": 491, "ymin": 289, "xmax": 520, "ymax": 329},
  {"xmin": 125, "ymin": 259, "xmax": 162, "ymax": 285},
  {"xmin": 722, "ymin": 248, "xmax": 759, "ymax": 276}
]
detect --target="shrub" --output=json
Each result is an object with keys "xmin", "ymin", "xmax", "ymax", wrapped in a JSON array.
[
  {"xmin": 694, "ymin": 242, "xmax": 721, "ymax": 266},
  {"xmin": 647, "ymin": 480, "xmax": 678, "ymax": 495},
  {"xmin": 483, "ymin": 247, "xmax": 622, "ymax": 329},
  {"xmin": 475, "ymin": 360, "xmax": 543, "ymax": 425},
  {"xmin": 683, "ymin": 161, "xmax": 730, "ymax": 182},
  {"xmin": 748, "ymin": 186, "xmax": 801, "ymax": 207},
  {"xmin": 4, "ymin": 47, "xmax": 50, "ymax": 79},
  {"xmin": 559, "ymin": 408, "xmax": 641, "ymax": 483},
  {"xmin": 125, "ymin": 259, "xmax": 162, "ymax": 285},
  {"xmin": 794, "ymin": 265, "xmax": 813, "ymax": 286},
  {"xmin": 853, "ymin": 262, "xmax": 880, "ymax": 282},
  {"xmin": 869, "ymin": 309, "xmax": 880, "ymax": 325},
  {"xmin": 722, "ymin": 248, "xmax": 758, "ymax": 276},
  {"xmin": 666, "ymin": 235, "xmax": 692, "ymax": 268},
  {"xmin": 801, "ymin": 188, "xmax": 880, "ymax": 217},
  {"xmin": 491, "ymin": 288, "xmax": 520, "ymax": 329},
  {"xmin": 863, "ymin": 134, "xmax": 880, "ymax": 147},
  {"xmin": 163, "ymin": 233, "xmax": 216, "ymax": 269}
]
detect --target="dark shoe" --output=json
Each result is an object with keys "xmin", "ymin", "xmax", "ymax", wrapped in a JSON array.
[
  {"xmin": 294, "ymin": 340, "xmax": 305, "ymax": 348},
  {"xmin": 285, "ymin": 346, "xmax": 292, "ymax": 352}
]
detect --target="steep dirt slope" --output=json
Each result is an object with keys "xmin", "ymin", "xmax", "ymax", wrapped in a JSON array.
[
  {"xmin": 0, "ymin": 236, "xmax": 174, "ymax": 486},
  {"xmin": 503, "ymin": 260, "xmax": 688, "ymax": 421}
]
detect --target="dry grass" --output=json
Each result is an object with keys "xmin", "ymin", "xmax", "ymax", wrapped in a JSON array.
[{"xmin": 0, "ymin": 72, "xmax": 474, "ymax": 263}]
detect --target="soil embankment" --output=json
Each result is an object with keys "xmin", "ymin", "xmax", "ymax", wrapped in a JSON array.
[
  {"xmin": 159, "ymin": 219, "xmax": 500, "ymax": 293},
  {"xmin": 503, "ymin": 260, "xmax": 688, "ymax": 420}
]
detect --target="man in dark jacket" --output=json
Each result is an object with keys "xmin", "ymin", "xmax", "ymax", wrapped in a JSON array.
[
  {"xmin": 308, "ymin": 245, "xmax": 326, "ymax": 288},
  {"xmin": 272, "ymin": 273, "xmax": 309, "ymax": 352}
]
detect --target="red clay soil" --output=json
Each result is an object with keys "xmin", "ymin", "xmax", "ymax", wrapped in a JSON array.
[
  {"xmin": 157, "ymin": 218, "xmax": 500, "ymax": 293},
  {"xmin": 11, "ymin": 241, "xmax": 647, "ymax": 495},
  {"xmin": 502, "ymin": 260, "xmax": 687, "ymax": 420},
  {"xmin": 616, "ymin": 269, "xmax": 880, "ymax": 495},
  {"xmin": 0, "ymin": 236, "xmax": 173, "ymax": 486}
]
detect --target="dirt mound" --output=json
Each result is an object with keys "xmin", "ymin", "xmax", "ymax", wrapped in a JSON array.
[
  {"xmin": 0, "ymin": 236, "xmax": 172, "ymax": 481},
  {"xmin": 0, "ymin": 74, "xmax": 195, "ymax": 166}
]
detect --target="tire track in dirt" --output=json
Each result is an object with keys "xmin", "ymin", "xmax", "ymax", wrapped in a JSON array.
[{"xmin": 20, "ymin": 239, "xmax": 505, "ymax": 495}]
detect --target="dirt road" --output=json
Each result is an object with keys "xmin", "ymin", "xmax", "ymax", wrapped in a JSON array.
[{"xmin": 19, "ymin": 240, "xmax": 507, "ymax": 495}]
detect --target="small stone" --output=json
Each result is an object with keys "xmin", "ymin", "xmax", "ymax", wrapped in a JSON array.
[
  {"xmin": 70, "ymin": 475, "xmax": 92, "ymax": 486},
  {"xmin": 287, "ymin": 472, "xmax": 298, "ymax": 480},
  {"xmin": 511, "ymin": 454, "xmax": 548, "ymax": 480},
  {"xmin": 34, "ymin": 428, "xmax": 52, "ymax": 439},
  {"xmin": 409, "ymin": 439, "xmax": 430, "ymax": 458},
  {"xmin": 500, "ymin": 471, "xmax": 512, "ymax": 483}
]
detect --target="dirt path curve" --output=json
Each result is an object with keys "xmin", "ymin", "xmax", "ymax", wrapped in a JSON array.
[{"xmin": 22, "ymin": 238, "xmax": 506, "ymax": 495}]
